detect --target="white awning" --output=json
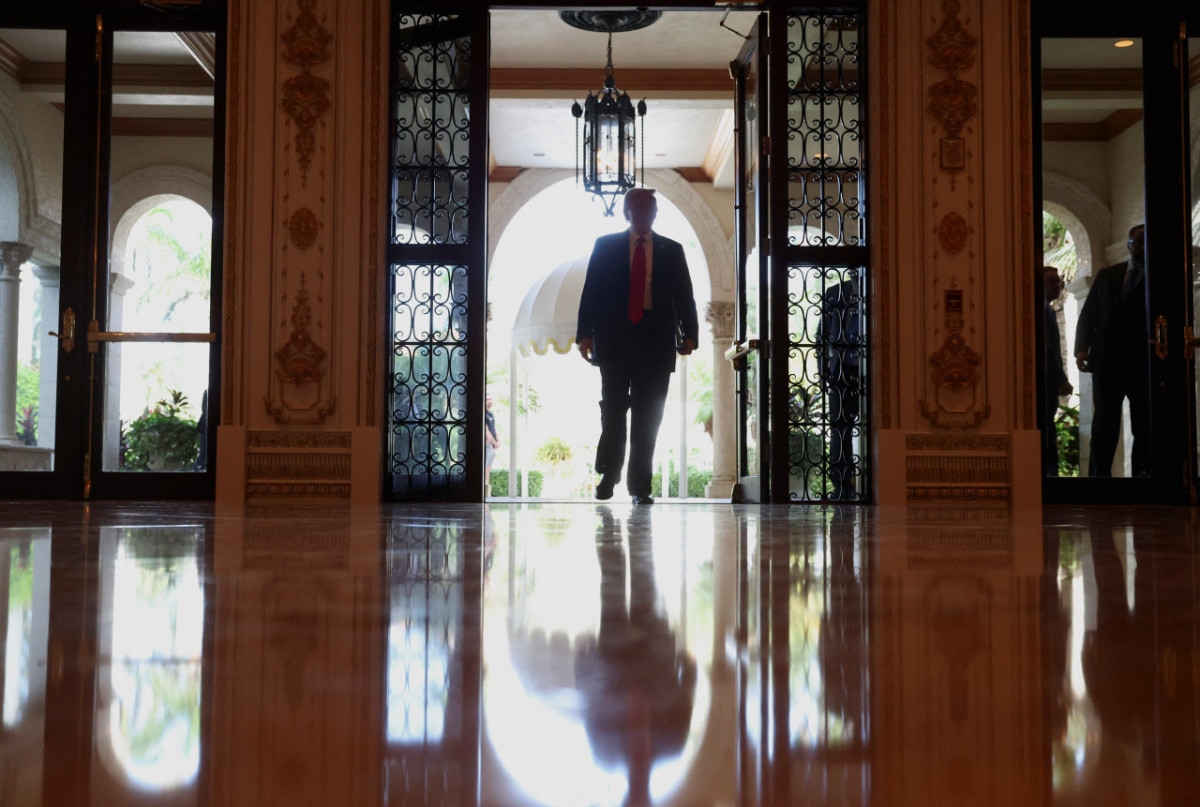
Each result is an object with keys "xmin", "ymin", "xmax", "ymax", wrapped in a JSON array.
[{"xmin": 510, "ymin": 254, "xmax": 588, "ymax": 357}]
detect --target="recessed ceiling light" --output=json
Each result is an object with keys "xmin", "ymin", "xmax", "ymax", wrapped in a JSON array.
[{"xmin": 1114, "ymin": 39, "xmax": 1135, "ymax": 48}]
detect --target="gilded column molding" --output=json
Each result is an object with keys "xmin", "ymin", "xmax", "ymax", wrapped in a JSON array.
[
  {"xmin": 938, "ymin": 211, "xmax": 969, "ymax": 254},
  {"xmin": 288, "ymin": 207, "xmax": 319, "ymax": 249},
  {"xmin": 926, "ymin": 0, "xmax": 978, "ymax": 174},
  {"xmin": 280, "ymin": 0, "xmax": 332, "ymax": 187},
  {"xmin": 264, "ymin": 274, "xmax": 336, "ymax": 425},
  {"xmin": 1016, "ymin": 0, "xmax": 1035, "ymax": 430},
  {"xmin": 920, "ymin": 286, "xmax": 987, "ymax": 428},
  {"xmin": 362, "ymin": 0, "xmax": 384, "ymax": 428}
]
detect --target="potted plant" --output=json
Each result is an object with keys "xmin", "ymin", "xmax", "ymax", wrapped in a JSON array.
[{"xmin": 123, "ymin": 390, "xmax": 200, "ymax": 472}]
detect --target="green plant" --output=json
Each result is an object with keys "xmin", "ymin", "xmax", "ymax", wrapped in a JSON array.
[
  {"xmin": 123, "ymin": 390, "xmax": 200, "ymax": 471},
  {"xmin": 16, "ymin": 404, "xmax": 37, "ymax": 446},
  {"xmin": 535, "ymin": 436, "xmax": 573, "ymax": 466},
  {"xmin": 488, "ymin": 469, "xmax": 543, "ymax": 497},
  {"xmin": 789, "ymin": 385, "xmax": 830, "ymax": 496},
  {"xmin": 1055, "ymin": 404, "xmax": 1080, "ymax": 477},
  {"xmin": 651, "ymin": 469, "xmax": 713, "ymax": 498}
]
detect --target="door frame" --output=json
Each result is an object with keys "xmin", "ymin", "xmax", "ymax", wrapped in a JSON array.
[
  {"xmin": 1034, "ymin": 3, "xmax": 1197, "ymax": 504},
  {"xmin": 0, "ymin": 2, "xmax": 226, "ymax": 500}
]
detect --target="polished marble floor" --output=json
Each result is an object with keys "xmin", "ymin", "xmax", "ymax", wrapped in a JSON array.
[{"xmin": 0, "ymin": 500, "xmax": 1198, "ymax": 806}]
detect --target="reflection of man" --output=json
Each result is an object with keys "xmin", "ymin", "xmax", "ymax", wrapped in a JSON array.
[
  {"xmin": 575, "ymin": 506, "xmax": 697, "ymax": 805},
  {"xmin": 1042, "ymin": 267, "xmax": 1073, "ymax": 475},
  {"xmin": 1073, "ymin": 224, "xmax": 1149, "ymax": 476},
  {"xmin": 819, "ymin": 276, "xmax": 862, "ymax": 499},
  {"xmin": 576, "ymin": 189, "xmax": 699, "ymax": 505}
]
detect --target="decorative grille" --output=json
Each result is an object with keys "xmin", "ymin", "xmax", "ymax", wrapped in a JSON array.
[
  {"xmin": 786, "ymin": 10, "xmax": 868, "ymax": 502},
  {"xmin": 388, "ymin": 8, "xmax": 480, "ymax": 500}
]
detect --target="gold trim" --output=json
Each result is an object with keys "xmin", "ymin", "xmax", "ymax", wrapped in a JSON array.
[
  {"xmin": 365, "ymin": 0, "xmax": 383, "ymax": 428},
  {"xmin": 288, "ymin": 207, "xmax": 319, "ymax": 250},
  {"xmin": 938, "ymin": 211, "xmax": 969, "ymax": 254},
  {"xmin": 280, "ymin": 0, "xmax": 332, "ymax": 187},
  {"xmin": 926, "ymin": 0, "xmax": 978, "ymax": 168}
]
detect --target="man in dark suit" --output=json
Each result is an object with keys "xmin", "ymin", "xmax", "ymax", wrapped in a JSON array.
[
  {"xmin": 576, "ymin": 188, "xmax": 699, "ymax": 504},
  {"xmin": 1073, "ymin": 224, "xmax": 1149, "ymax": 477},
  {"xmin": 1042, "ymin": 266, "xmax": 1073, "ymax": 475},
  {"xmin": 819, "ymin": 276, "xmax": 863, "ymax": 499}
]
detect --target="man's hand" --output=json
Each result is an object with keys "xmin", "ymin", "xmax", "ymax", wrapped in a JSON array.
[
  {"xmin": 1075, "ymin": 350, "xmax": 1091, "ymax": 372},
  {"xmin": 1058, "ymin": 380, "xmax": 1074, "ymax": 396},
  {"xmin": 578, "ymin": 337, "xmax": 594, "ymax": 363},
  {"xmin": 677, "ymin": 338, "xmax": 696, "ymax": 356}
]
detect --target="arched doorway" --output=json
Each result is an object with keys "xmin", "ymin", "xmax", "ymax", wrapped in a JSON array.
[{"xmin": 487, "ymin": 177, "xmax": 714, "ymax": 501}]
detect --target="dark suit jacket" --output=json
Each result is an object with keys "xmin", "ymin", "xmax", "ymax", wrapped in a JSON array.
[
  {"xmin": 576, "ymin": 230, "xmax": 699, "ymax": 373},
  {"xmin": 1074, "ymin": 260, "xmax": 1146, "ymax": 374}
]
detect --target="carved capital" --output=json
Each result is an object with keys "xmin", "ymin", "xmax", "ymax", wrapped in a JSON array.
[
  {"xmin": 705, "ymin": 300, "xmax": 736, "ymax": 339},
  {"xmin": 0, "ymin": 241, "xmax": 33, "ymax": 278}
]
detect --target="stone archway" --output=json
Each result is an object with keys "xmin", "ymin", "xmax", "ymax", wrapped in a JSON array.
[
  {"xmin": 485, "ymin": 169, "xmax": 738, "ymax": 497},
  {"xmin": 1041, "ymin": 171, "xmax": 1113, "ymax": 477}
]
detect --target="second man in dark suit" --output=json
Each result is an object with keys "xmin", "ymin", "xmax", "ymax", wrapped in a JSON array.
[
  {"xmin": 576, "ymin": 188, "xmax": 699, "ymax": 504},
  {"xmin": 1073, "ymin": 223, "xmax": 1149, "ymax": 477}
]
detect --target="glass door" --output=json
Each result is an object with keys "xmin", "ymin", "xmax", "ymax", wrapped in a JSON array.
[
  {"xmin": 1036, "ymin": 5, "xmax": 1196, "ymax": 503},
  {"xmin": 729, "ymin": 15, "xmax": 769, "ymax": 503},
  {"xmin": 0, "ymin": 4, "xmax": 223, "ymax": 500}
]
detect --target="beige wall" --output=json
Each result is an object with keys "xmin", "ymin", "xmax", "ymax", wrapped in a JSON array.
[{"xmin": 871, "ymin": 0, "xmax": 1039, "ymax": 507}]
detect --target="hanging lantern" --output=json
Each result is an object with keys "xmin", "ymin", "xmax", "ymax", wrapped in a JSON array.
[{"xmin": 561, "ymin": 11, "xmax": 659, "ymax": 217}]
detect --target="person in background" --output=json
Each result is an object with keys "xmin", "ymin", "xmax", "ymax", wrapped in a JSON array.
[
  {"xmin": 1073, "ymin": 224, "xmax": 1148, "ymax": 477},
  {"xmin": 484, "ymin": 395, "xmax": 500, "ymax": 490},
  {"xmin": 1042, "ymin": 266, "xmax": 1073, "ymax": 475}
]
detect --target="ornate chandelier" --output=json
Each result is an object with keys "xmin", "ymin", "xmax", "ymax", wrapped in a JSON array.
[{"xmin": 562, "ymin": 11, "xmax": 659, "ymax": 216}]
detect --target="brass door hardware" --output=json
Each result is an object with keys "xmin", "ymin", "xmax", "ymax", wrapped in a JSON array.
[
  {"xmin": 1184, "ymin": 325, "xmax": 1200, "ymax": 360},
  {"xmin": 725, "ymin": 338, "xmax": 760, "ymax": 370},
  {"xmin": 84, "ymin": 319, "xmax": 216, "ymax": 353},
  {"xmin": 1150, "ymin": 315, "xmax": 1169, "ymax": 360},
  {"xmin": 49, "ymin": 307, "xmax": 76, "ymax": 353}
]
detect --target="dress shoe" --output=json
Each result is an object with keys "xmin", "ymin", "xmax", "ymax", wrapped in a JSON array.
[
  {"xmin": 632, "ymin": 494, "xmax": 654, "ymax": 505},
  {"xmin": 595, "ymin": 475, "xmax": 616, "ymax": 500}
]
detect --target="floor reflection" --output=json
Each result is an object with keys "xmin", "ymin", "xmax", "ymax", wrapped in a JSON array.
[{"xmin": 0, "ymin": 501, "xmax": 1197, "ymax": 805}]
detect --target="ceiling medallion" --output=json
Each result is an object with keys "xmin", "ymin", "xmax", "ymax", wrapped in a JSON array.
[{"xmin": 559, "ymin": 11, "xmax": 662, "ymax": 34}]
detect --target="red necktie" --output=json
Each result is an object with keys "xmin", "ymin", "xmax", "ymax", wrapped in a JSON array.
[{"xmin": 628, "ymin": 236, "xmax": 646, "ymax": 324}]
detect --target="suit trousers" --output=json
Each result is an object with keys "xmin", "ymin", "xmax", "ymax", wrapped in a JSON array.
[
  {"xmin": 1089, "ymin": 365, "xmax": 1150, "ymax": 477},
  {"xmin": 595, "ymin": 352, "xmax": 672, "ymax": 496}
]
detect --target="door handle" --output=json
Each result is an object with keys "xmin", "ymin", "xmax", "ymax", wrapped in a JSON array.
[
  {"xmin": 1184, "ymin": 325, "xmax": 1200, "ymax": 360},
  {"xmin": 84, "ymin": 319, "xmax": 216, "ymax": 353},
  {"xmin": 1150, "ymin": 315, "xmax": 1168, "ymax": 360},
  {"xmin": 725, "ymin": 338, "xmax": 760, "ymax": 370},
  {"xmin": 49, "ymin": 307, "xmax": 76, "ymax": 353}
]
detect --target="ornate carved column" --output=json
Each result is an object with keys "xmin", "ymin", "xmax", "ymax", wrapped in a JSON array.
[
  {"xmin": 31, "ymin": 264, "xmax": 59, "ymax": 449},
  {"xmin": 0, "ymin": 241, "xmax": 33, "ymax": 444},
  {"xmin": 706, "ymin": 301, "xmax": 736, "ymax": 498}
]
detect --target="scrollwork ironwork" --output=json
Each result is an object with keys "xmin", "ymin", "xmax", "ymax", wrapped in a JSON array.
[
  {"xmin": 390, "ymin": 263, "xmax": 469, "ymax": 498},
  {"xmin": 788, "ymin": 264, "xmax": 867, "ymax": 502},
  {"xmin": 391, "ymin": 14, "xmax": 472, "ymax": 246},
  {"xmin": 786, "ymin": 14, "xmax": 863, "ymax": 247}
]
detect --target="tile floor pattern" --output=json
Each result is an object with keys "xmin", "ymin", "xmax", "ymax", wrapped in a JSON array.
[{"xmin": 0, "ymin": 500, "xmax": 1198, "ymax": 806}]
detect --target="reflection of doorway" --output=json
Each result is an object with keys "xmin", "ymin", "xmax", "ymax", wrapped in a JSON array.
[{"xmin": 1035, "ymin": 7, "xmax": 1200, "ymax": 503}]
